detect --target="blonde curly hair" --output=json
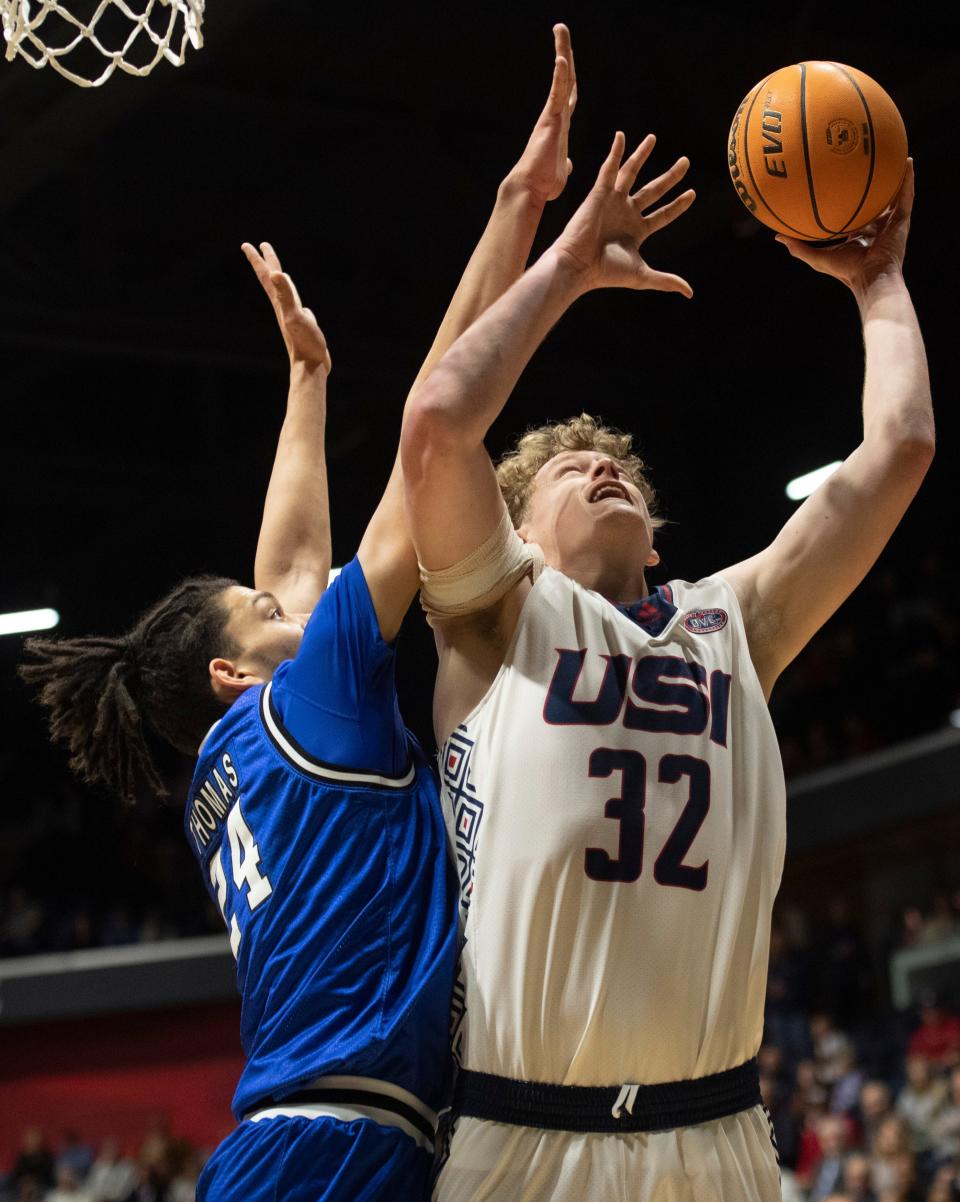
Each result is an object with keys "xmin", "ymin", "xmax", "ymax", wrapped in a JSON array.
[{"xmin": 496, "ymin": 413, "xmax": 662, "ymax": 529}]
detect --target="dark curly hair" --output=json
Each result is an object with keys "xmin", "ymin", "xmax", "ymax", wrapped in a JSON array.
[{"xmin": 19, "ymin": 576, "xmax": 240, "ymax": 803}]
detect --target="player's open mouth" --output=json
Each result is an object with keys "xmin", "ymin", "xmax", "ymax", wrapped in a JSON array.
[{"xmin": 588, "ymin": 482, "xmax": 630, "ymax": 503}]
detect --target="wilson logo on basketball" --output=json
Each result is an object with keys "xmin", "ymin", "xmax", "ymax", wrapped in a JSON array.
[{"xmin": 683, "ymin": 609, "xmax": 728, "ymax": 634}]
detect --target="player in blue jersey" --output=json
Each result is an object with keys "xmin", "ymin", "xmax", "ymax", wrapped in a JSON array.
[{"xmin": 21, "ymin": 26, "xmax": 581, "ymax": 1201}]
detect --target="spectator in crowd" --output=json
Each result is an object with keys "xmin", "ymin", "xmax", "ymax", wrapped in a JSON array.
[
  {"xmin": 872, "ymin": 1117, "xmax": 915, "ymax": 1195},
  {"xmin": 9, "ymin": 1130, "xmax": 54, "ymax": 1195},
  {"xmin": 927, "ymin": 1162, "xmax": 960, "ymax": 1202},
  {"xmin": 876, "ymin": 1150, "xmax": 922, "ymax": 1202},
  {"xmin": 798, "ymin": 1060, "xmax": 832, "ymax": 1110},
  {"xmin": 921, "ymin": 894, "xmax": 959, "ymax": 945},
  {"xmin": 13, "ymin": 1177, "xmax": 44, "ymax": 1202},
  {"xmin": 843, "ymin": 1152, "xmax": 878, "ymax": 1202},
  {"xmin": 167, "ymin": 1149, "xmax": 204, "ymax": 1202},
  {"xmin": 795, "ymin": 1073, "xmax": 832, "ymax": 1185},
  {"xmin": 897, "ymin": 906, "xmax": 927, "ymax": 951},
  {"xmin": 930, "ymin": 1067, "xmax": 960, "ymax": 1164},
  {"xmin": 54, "ymin": 1132, "xmax": 93, "ymax": 1185},
  {"xmin": 46, "ymin": 1164, "xmax": 93, "ymax": 1202},
  {"xmin": 833, "ymin": 1046, "xmax": 867, "ymax": 1118},
  {"xmin": 810, "ymin": 1114, "xmax": 853, "ymax": 1201},
  {"xmin": 862, "ymin": 1081, "xmax": 896, "ymax": 1149},
  {"xmin": 0, "ymin": 889, "xmax": 44, "ymax": 957},
  {"xmin": 812, "ymin": 1013, "xmax": 857, "ymax": 1087},
  {"xmin": 86, "ymin": 1141, "xmax": 137, "ymax": 1202},
  {"xmin": 897, "ymin": 1055, "xmax": 948, "ymax": 1155},
  {"xmin": 909, "ymin": 997, "xmax": 960, "ymax": 1069}
]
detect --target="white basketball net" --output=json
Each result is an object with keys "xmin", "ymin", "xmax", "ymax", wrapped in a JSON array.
[{"xmin": 0, "ymin": 0, "xmax": 204, "ymax": 87}]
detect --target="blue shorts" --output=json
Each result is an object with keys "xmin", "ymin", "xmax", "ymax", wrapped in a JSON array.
[{"xmin": 197, "ymin": 1114, "xmax": 432, "ymax": 1202}]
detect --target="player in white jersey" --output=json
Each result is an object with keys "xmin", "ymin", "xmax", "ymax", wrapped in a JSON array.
[{"xmin": 401, "ymin": 110, "xmax": 933, "ymax": 1200}]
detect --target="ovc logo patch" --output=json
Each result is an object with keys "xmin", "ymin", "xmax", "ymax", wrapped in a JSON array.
[{"xmin": 683, "ymin": 608, "xmax": 728, "ymax": 634}]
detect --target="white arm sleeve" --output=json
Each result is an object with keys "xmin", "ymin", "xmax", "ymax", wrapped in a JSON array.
[{"xmin": 419, "ymin": 507, "xmax": 543, "ymax": 619}]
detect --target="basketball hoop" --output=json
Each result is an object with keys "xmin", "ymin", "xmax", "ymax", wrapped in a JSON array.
[{"xmin": 1, "ymin": 0, "xmax": 204, "ymax": 87}]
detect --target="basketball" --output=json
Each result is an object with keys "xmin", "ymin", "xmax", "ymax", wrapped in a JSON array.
[{"xmin": 727, "ymin": 61, "xmax": 907, "ymax": 241}]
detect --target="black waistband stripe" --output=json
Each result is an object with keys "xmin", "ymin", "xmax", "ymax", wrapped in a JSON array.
[
  {"xmin": 454, "ymin": 1058, "xmax": 761, "ymax": 1134},
  {"xmin": 247, "ymin": 1085, "xmax": 436, "ymax": 1143}
]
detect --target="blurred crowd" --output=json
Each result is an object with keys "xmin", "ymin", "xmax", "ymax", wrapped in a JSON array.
[
  {"xmin": 0, "ymin": 1120, "xmax": 206, "ymax": 1202},
  {"xmin": 0, "ymin": 765, "xmax": 221, "ymax": 960},
  {"xmin": 764, "ymin": 889, "xmax": 960, "ymax": 1202}
]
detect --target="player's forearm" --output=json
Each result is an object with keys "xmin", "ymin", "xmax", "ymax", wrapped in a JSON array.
[
  {"xmin": 254, "ymin": 361, "xmax": 331, "ymax": 608},
  {"xmin": 405, "ymin": 247, "xmax": 586, "ymax": 450},
  {"xmin": 409, "ymin": 176, "xmax": 547, "ymax": 393},
  {"xmin": 857, "ymin": 269, "xmax": 935, "ymax": 455}
]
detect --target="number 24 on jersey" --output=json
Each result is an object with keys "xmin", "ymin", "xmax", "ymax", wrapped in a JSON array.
[{"xmin": 209, "ymin": 803, "xmax": 273, "ymax": 958}]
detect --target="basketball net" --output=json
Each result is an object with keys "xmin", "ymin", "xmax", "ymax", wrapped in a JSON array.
[{"xmin": 1, "ymin": 0, "xmax": 204, "ymax": 87}]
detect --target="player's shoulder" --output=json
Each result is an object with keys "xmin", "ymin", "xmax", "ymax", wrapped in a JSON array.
[
  {"xmin": 665, "ymin": 574, "xmax": 746, "ymax": 636},
  {"xmin": 324, "ymin": 554, "xmax": 378, "ymax": 610},
  {"xmin": 299, "ymin": 553, "xmax": 391, "ymax": 651}
]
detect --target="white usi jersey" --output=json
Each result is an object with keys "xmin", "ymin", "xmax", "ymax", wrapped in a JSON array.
[{"xmin": 441, "ymin": 566, "xmax": 786, "ymax": 1089}]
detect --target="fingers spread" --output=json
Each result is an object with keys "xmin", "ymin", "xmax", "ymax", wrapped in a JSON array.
[
  {"xmin": 642, "ymin": 187, "xmax": 696, "ymax": 236},
  {"xmin": 241, "ymin": 242, "xmax": 276, "ymax": 294},
  {"xmin": 260, "ymin": 242, "xmax": 282, "ymax": 272},
  {"xmin": 632, "ymin": 155, "xmax": 690, "ymax": 211},
  {"xmin": 597, "ymin": 131, "xmax": 626, "ymax": 188},
  {"xmin": 615, "ymin": 134, "xmax": 654, "ymax": 193},
  {"xmin": 241, "ymin": 242, "xmax": 266, "ymax": 275},
  {"xmin": 271, "ymin": 271, "xmax": 303, "ymax": 313}
]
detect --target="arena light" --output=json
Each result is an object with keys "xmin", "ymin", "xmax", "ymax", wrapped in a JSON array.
[
  {"xmin": 0, "ymin": 607, "xmax": 60, "ymax": 637},
  {"xmin": 785, "ymin": 461, "xmax": 843, "ymax": 502}
]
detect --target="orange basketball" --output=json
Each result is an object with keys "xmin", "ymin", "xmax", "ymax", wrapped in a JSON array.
[{"xmin": 727, "ymin": 61, "xmax": 907, "ymax": 241}]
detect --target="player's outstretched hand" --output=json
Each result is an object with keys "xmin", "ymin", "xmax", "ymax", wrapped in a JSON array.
[
  {"xmin": 508, "ymin": 23, "xmax": 578, "ymax": 204},
  {"xmin": 553, "ymin": 131, "xmax": 695, "ymax": 295},
  {"xmin": 242, "ymin": 241, "xmax": 332, "ymax": 373},
  {"xmin": 775, "ymin": 158, "xmax": 913, "ymax": 297}
]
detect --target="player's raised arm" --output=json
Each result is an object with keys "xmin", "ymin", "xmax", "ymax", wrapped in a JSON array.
[
  {"xmin": 721, "ymin": 160, "xmax": 934, "ymax": 697},
  {"xmin": 245, "ymin": 241, "xmax": 333, "ymax": 617},
  {"xmin": 356, "ymin": 23, "xmax": 580, "ymax": 640},
  {"xmin": 401, "ymin": 131, "xmax": 695, "ymax": 574}
]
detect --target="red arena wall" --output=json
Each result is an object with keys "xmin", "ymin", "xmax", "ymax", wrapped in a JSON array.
[{"xmin": 1, "ymin": 1001, "xmax": 242, "ymax": 1165}]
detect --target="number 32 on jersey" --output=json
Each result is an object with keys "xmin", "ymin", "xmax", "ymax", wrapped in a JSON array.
[
  {"xmin": 586, "ymin": 749, "xmax": 710, "ymax": 889},
  {"xmin": 209, "ymin": 803, "xmax": 273, "ymax": 957}
]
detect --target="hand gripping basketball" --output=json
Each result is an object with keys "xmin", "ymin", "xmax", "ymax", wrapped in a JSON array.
[
  {"xmin": 775, "ymin": 158, "xmax": 914, "ymax": 295},
  {"xmin": 553, "ymin": 131, "xmax": 696, "ymax": 295}
]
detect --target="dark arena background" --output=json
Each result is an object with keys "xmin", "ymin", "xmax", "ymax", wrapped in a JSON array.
[{"xmin": 1, "ymin": 3, "xmax": 958, "ymax": 1200}]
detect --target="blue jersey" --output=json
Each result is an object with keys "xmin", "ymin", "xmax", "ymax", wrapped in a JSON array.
[{"xmin": 184, "ymin": 557, "xmax": 457, "ymax": 1120}]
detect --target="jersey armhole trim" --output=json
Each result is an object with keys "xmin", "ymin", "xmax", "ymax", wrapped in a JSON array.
[
  {"xmin": 706, "ymin": 573, "xmax": 770, "ymax": 704},
  {"xmin": 259, "ymin": 682, "xmax": 415, "ymax": 789}
]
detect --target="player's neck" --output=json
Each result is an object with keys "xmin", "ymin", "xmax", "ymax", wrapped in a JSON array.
[{"xmin": 552, "ymin": 549, "xmax": 650, "ymax": 603}]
